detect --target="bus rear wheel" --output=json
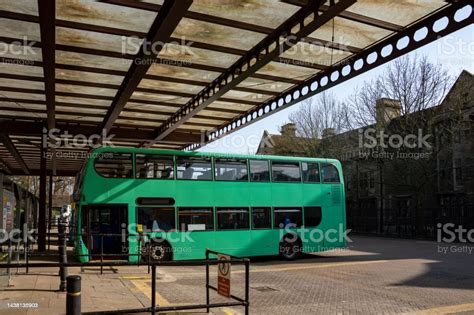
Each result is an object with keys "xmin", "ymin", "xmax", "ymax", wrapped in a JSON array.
[
  {"xmin": 279, "ymin": 237, "xmax": 301, "ymax": 260},
  {"xmin": 149, "ymin": 242, "xmax": 172, "ymax": 262}
]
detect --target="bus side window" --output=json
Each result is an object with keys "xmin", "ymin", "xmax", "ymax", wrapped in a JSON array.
[
  {"xmin": 136, "ymin": 207, "xmax": 176, "ymax": 232},
  {"xmin": 274, "ymin": 208, "xmax": 302, "ymax": 228},
  {"xmin": 252, "ymin": 207, "xmax": 271, "ymax": 229},
  {"xmin": 271, "ymin": 161, "xmax": 301, "ymax": 182},
  {"xmin": 178, "ymin": 208, "xmax": 214, "ymax": 231},
  {"xmin": 94, "ymin": 152, "xmax": 133, "ymax": 178},
  {"xmin": 302, "ymin": 162, "xmax": 320, "ymax": 183},
  {"xmin": 135, "ymin": 154, "xmax": 174, "ymax": 179},
  {"xmin": 217, "ymin": 208, "xmax": 249, "ymax": 230},
  {"xmin": 215, "ymin": 158, "xmax": 248, "ymax": 181},
  {"xmin": 249, "ymin": 160, "xmax": 270, "ymax": 182},
  {"xmin": 176, "ymin": 157, "xmax": 212, "ymax": 180},
  {"xmin": 321, "ymin": 163, "xmax": 340, "ymax": 183}
]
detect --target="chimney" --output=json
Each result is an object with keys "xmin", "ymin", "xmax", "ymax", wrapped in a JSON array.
[
  {"xmin": 322, "ymin": 128, "xmax": 336, "ymax": 138},
  {"xmin": 376, "ymin": 98, "xmax": 401, "ymax": 125},
  {"xmin": 281, "ymin": 123, "xmax": 297, "ymax": 137}
]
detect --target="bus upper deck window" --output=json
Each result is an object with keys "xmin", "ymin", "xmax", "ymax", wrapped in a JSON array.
[
  {"xmin": 321, "ymin": 163, "xmax": 340, "ymax": 183},
  {"xmin": 302, "ymin": 162, "xmax": 320, "ymax": 183},
  {"xmin": 249, "ymin": 160, "xmax": 270, "ymax": 182},
  {"xmin": 136, "ymin": 154, "xmax": 174, "ymax": 179},
  {"xmin": 272, "ymin": 161, "xmax": 301, "ymax": 182},
  {"xmin": 176, "ymin": 157, "xmax": 212, "ymax": 180},
  {"xmin": 94, "ymin": 152, "xmax": 133, "ymax": 178},
  {"xmin": 215, "ymin": 158, "xmax": 248, "ymax": 181}
]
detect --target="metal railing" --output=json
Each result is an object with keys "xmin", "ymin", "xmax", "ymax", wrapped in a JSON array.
[
  {"xmin": 0, "ymin": 255, "xmax": 250, "ymax": 314},
  {"xmin": 0, "ymin": 223, "xmax": 251, "ymax": 314}
]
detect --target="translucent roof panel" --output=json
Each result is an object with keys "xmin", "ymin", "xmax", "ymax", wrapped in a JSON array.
[
  {"xmin": 0, "ymin": 91, "xmax": 45, "ymax": 101},
  {"xmin": 131, "ymin": 91, "xmax": 190, "ymax": 104},
  {"xmin": 56, "ymin": 84, "xmax": 117, "ymax": 98},
  {"xmin": 138, "ymin": 79, "xmax": 203, "ymax": 95},
  {"xmin": 347, "ymin": 0, "xmax": 446, "ymax": 27},
  {"xmin": 160, "ymin": 43, "xmax": 239, "ymax": 68},
  {"xmin": 256, "ymin": 61, "xmax": 316, "ymax": 81},
  {"xmin": 147, "ymin": 63, "xmax": 219, "ymax": 82},
  {"xmin": 200, "ymin": 109, "xmax": 237, "ymax": 119},
  {"xmin": 207, "ymin": 101, "xmax": 253, "ymax": 112},
  {"xmin": 309, "ymin": 17, "xmax": 391, "ymax": 50},
  {"xmin": 237, "ymin": 78, "xmax": 293, "ymax": 93},
  {"xmin": 223, "ymin": 90, "xmax": 272, "ymax": 103},
  {"xmin": 0, "ymin": 63, "xmax": 43, "ymax": 77},
  {"xmin": 56, "ymin": 69, "xmax": 124, "ymax": 85},
  {"xmin": 57, "ymin": 27, "xmax": 135, "ymax": 55},
  {"xmin": 0, "ymin": 19, "xmax": 40, "ymax": 42},
  {"xmin": 119, "ymin": 112, "xmax": 170, "ymax": 121},
  {"xmin": 0, "ymin": 0, "xmax": 38, "ymax": 16},
  {"xmin": 56, "ymin": 0, "xmax": 156, "ymax": 33},
  {"xmin": 0, "ymin": 78, "xmax": 44, "ymax": 90},
  {"xmin": 188, "ymin": 0, "xmax": 299, "ymax": 29},
  {"xmin": 124, "ymin": 102, "xmax": 179, "ymax": 113},
  {"xmin": 172, "ymin": 18, "xmax": 266, "ymax": 51},
  {"xmin": 281, "ymin": 41, "xmax": 352, "ymax": 68},
  {"xmin": 56, "ymin": 51, "xmax": 131, "ymax": 71},
  {"xmin": 55, "ymin": 96, "xmax": 111, "ymax": 107}
]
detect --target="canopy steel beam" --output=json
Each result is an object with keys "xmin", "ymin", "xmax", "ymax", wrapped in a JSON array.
[
  {"xmin": 37, "ymin": 0, "xmax": 56, "ymax": 130},
  {"xmin": 0, "ymin": 134, "xmax": 30, "ymax": 175},
  {"xmin": 98, "ymin": 0, "xmax": 192, "ymax": 135},
  {"xmin": 185, "ymin": 2, "xmax": 473, "ymax": 151},
  {"xmin": 145, "ymin": 0, "xmax": 356, "ymax": 146}
]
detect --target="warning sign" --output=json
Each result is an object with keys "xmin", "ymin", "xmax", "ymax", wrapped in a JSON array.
[{"xmin": 217, "ymin": 254, "xmax": 231, "ymax": 298}]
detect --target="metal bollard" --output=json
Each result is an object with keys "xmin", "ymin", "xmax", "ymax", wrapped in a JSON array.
[
  {"xmin": 59, "ymin": 222, "xmax": 68, "ymax": 291},
  {"xmin": 66, "ymin": 275, "xmax": 81, "ymax": 315}
]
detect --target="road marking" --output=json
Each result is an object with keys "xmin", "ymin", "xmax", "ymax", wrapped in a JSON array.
[
  {"xmin": 121, "ymin": 276, "xmax": 149, "ymax": 280},
  {"xmin": 130, "ymin": 279, "xmax": 170, "ymax": 306},
  {"xmin": 223, "ymin": 307, "xmax": 239, "ymax": 315},
  {"xmin": 402, "ymin": 302, "xmax": 474, "ymax": 314}
]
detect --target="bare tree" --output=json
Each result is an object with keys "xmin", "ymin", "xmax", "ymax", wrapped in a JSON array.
[
  {"xmin": 272, "ymin": 92, "xmax": 351, "ymax": 157},
  {"xmin": 348, "ymin": 55, "xmax": 453, "ymax": 128}
]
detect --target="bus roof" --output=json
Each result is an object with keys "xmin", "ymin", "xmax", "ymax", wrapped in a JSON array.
[{"xmin": 90, "ymin": 146, "xmax": 340, "ymax": 165}]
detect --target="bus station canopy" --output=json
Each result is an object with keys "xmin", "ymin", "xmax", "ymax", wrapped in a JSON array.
[{"xmin": 0, "ymin": 0, "xmax": 472, "ymax": 176}]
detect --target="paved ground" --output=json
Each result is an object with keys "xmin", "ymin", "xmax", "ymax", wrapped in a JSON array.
[{"xmin": 0, "ymin": 236, "xmax": 473, "ymax": 314}]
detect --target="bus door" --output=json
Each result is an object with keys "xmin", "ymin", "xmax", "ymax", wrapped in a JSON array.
[{"xmin": 85, "ymin": 204, "xmax": 128, "ymax": 259}]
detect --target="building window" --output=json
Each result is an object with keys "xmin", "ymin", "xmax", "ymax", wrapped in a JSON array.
[
  {"xmin": 94, "ymin": 152, "xmax": 133, "ymax": 178},
  {"xmin": 272, "ymin": 161, "xmax": 301, "ymax": 182},
  {"xmin": 217, "ymin": 208, "xmax": 249, "ymax": 230},
  {"xmin": 176, "ymin": 157, "xmax": 212, "ymax": 180},
  {"xmin": 135, "ymin": 154, "xmax": 174, "ymax": 179},
  {"xmin": 252, "ymin": 207, "xmax": 271, "ymax": 229},
  {"xmin": 321, "ymin": 163, "xmax": 340, "ymax": 183},
  {"xmin": 136, "ymin": 207, "xmax": 175, "ymax": 232},
  {"xmin": 178, "ymin": 208, "xmax": 214, "ymax": 231},
  {"xmin": 302, "ymin": 162, "xmax": 320, "ymax": 183},
  {"xmin": 274, "ymin": 208, "xmax": 302, "ymax": 228},
  {"xmin": 215, "ymin": 158, "xmax": 248, "ymax": 181},
  {"xmin": 304, "ymin": 207, "xmax": 322, "ymax": 227},
  {"xmin": 249, "ymin": 160, "xmax": 270, "ymax": 182}
]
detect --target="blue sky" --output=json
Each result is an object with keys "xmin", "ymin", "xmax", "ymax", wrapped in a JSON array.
[{"xmin": 201, "ymin": 24, "xmax": 474, "ymax": 154}]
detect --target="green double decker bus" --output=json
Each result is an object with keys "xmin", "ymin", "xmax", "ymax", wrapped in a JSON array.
[{"xmin": 73, "ymin": 147, "xmax": 346, "ymax": 262}]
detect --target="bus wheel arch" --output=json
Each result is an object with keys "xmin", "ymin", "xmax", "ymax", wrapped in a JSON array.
[
  {"xmin": 148, "ymin": 239, "xmax": 173, "ymax": 261},
  {"xmin": 279, "ymin": 233, "xmax": 302, "ymax": 260}
]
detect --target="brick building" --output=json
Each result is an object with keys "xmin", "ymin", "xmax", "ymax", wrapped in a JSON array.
[{"xmin": 257, "ymin": 71, "xmax": 473, "ymax": 238}]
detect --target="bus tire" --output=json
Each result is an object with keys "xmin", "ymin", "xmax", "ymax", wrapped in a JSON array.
[
  {"xmin": 279, "ymin": 235, "xmax": 301, "ymax": 260},
  {"xmin": 149, "ymin": 241, "xmax": 172, "ymax": 262}
]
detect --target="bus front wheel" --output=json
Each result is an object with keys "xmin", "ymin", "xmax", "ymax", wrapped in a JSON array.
[
  {"xmin": 149, "ymin": 242, "xmax": 172, "ymax": 262},
  {"xmin": 279, "ymin": 236, "xmax": 301, "ymax": 260}
]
